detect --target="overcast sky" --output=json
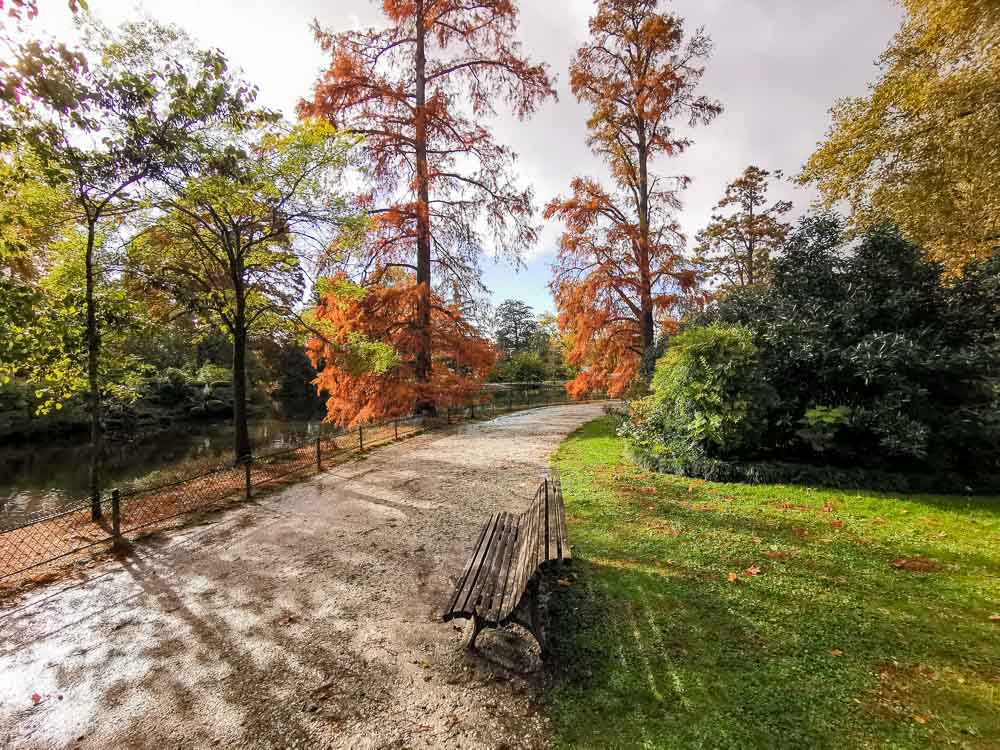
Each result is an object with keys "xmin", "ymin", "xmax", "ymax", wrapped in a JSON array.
[{"xmin": 40, "ymin": 0, "xmax": 902, "ymax": 315}]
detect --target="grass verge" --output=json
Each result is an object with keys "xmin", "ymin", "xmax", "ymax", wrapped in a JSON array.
[{"xmin": 548, "ymin": 417, "xmax": 1000, "ymax": 749}]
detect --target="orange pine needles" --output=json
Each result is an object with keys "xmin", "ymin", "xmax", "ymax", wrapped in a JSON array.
[
  {"xmin": 307, "ymin": 276, "xmax": 495, "ymax": 427},
  {"xmin": 300, "ymin": 0, "xmax": 554, "ymax": 422},
  {"xmin": 548, "ymin": 0, "xmax": 720, "ymax": 399}
]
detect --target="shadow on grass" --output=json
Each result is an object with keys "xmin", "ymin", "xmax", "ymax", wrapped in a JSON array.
[{"xmin": 545, "ymin": 418, "xmax": 1000, "ymax": 750}]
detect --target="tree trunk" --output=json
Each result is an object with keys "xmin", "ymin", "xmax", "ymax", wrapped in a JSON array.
[
  {"xmin": 640, "ymin": 305, "xmax": 655, "ymax": 353},
  {"xmin": 413, "ymin": 2, "xmax": 434, "ymax": 408},
  {"xmin": 85, "ymin": 223, "xmax": 102, "ymax": 520},
  {"xmin": 414, "ymin": 4, "xmax": 432, "ymax": 379},
  {"xmin": 636, "ymin": 134, "xmax": 655, "ymax": 356},
  {"xmin": 232, "ymin": 283, "xmax": 251, "ymax": 462}
]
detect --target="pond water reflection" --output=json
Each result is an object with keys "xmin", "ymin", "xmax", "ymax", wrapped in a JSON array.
[{"xmin": 0, "ymin": 419, "xmax": 320, "ymax": 528}]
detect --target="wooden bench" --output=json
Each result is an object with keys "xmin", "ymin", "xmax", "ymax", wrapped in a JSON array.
[{"xmin": 442, "ymin": 474, "xmax": 571, "ymax": 654}]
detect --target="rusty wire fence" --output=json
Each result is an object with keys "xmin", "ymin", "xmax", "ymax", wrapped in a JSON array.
[{"xmin": 0, "ymin": 391, "xmax": 610, "ymax": 581}]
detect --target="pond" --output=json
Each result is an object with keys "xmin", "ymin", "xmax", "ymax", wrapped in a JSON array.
[{"xmin": 0, "ymin": 419, "xmax": 323, "ymax": 530}]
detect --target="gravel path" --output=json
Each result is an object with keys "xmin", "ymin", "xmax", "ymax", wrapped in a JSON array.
[{"xmin": 0, "ymin": 403, "xmax": 607, "ymax": 750}]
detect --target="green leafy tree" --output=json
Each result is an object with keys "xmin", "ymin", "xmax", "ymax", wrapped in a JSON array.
[
  {"xmin": 495, "ymin": 351, "xmax": 547, "ymax": 383},
  {"xmin": 694, "ymin": 166, "xmax": 792, "ymax": 293},
  {"xmin": 133, "ymin": 120, "xmax": 362, "ymax": 460},
  {"xmin": 0, "ymin": 0, "xmax": 88, "ymax": 145},
  {"xmin": 493, "ymin": 299, "xmax": 540, "ymax": 358},
  {"xmin": 0, "ymin": 146, "xmax": 74, "ymax": 278},
  {"xmin": 533, "ymin": 313, "xmax": 576, "ymax": 381},
  {"xmin": 800, "ymin": 0, "xmax": 1000, "ymax": 271},
  {"xmin": 6, "ymin": 17, "xmax": 262, "ymax": 512}
]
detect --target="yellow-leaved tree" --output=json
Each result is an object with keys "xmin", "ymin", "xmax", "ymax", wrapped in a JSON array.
[{"xmin": 800, "ymin": 0, "xmax": 1000, "ymax": 271}]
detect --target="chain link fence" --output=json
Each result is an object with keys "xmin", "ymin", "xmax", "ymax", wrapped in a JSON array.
[{"xmin": 0, "ymin": 391, "xmax": 609, "ymax": 581}]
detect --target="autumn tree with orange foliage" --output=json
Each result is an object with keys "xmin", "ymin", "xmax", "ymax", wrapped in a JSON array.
[
  {"xmin": 300, "ymin": 0, "xmax": 554, "ymax": 420},
  {"xmin": 547, "ymin": 0, "xmax": 720, "ymax": 398},
  {"xmin": 306, "ymin": 275, "xmax": 494, "ymax": 427}
]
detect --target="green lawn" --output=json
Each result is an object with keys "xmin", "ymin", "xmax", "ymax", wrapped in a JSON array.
[{"xmin": 548, "ymin": 417, "xmax": 1000, "ymax": 750}]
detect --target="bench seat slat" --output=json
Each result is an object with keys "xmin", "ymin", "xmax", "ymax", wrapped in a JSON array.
[
  {"xmin": 444, "ymin": 513, "xmax": 492, "ymax": 616},
  {"xmin": 444, "ymin": 513, "xmax": 501, "ymax": 619},
  {"xmin": 465, "ymin": 511, "xmax": 514, "ymax": 618},
  {"xmin": 485, "ymin": 514, "xmax": 521, "ymax": 620},
  {"xmin": 477, "ymin": 513, "xmax": 508, "ymax": 618}
]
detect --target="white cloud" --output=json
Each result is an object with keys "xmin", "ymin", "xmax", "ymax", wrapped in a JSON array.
[{"xmin": 33, "ymin": 0, "xmax": 902, "ymax": 305}]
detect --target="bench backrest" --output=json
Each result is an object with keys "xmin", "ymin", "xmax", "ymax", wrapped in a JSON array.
[
  {"xmin": 444, "ymin": 474, "xmax": 571, "ymax": 623},
  {"xmin": 493, "ymin": 474, "xmax": 570, "ymax": 621}
]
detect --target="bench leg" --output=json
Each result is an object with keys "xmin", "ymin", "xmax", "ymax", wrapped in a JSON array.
[
  {"xmin": 511, "ymin": 581, "xmax": 546, "ymax": 658},
  {"xmin": 529, "ymin": 581, "xmax": 547, "ymax": 659},
  {"xmin": 467, "ymin": 614, "xmax": 487, "ymax": 652}
]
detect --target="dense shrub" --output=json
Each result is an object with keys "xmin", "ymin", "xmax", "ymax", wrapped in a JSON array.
[
  {"xmin": 193, "ymin": 362, "xmax": 231, "ymax": 386},
  {"xmin": 625, "ymin": 215, "xmax": 1000, "ymax": 485},
  {"xmin": 144, "ymin": 368, "xmax": 196, "ymax": 406},
  {"xmin": 627, "ymin": 445, "xmax": 1000, "ymax": 494},
  {"xmin": 620, "ymin": 324, "xmax": 777, "ymax": 468},
  {"xmin": 494, "ymin": 351, "xmax": 548, "ymax": 383}
]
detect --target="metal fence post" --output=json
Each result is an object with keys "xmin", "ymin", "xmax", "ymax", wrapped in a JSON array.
[
  {"xmin": 244, "ymin": 457, "xmax": 252, "ymax": 500},
  {"xmin": 358, "ymin": 424, "xmax": 364, "ymax": 452},
  {"xmin": 394, "ymin": 419, "xmax": 399, "ymax": 440},
  {"xmin": 316, "ymin": 434, "xmax": 322, "ymax": 471},
  {"xmin": 111, "ymin": 489, "xmax": 121, "ymax": 551},
  {"xmin": 91, "ymin": 492, "xmax": 102, "ymax": 522}
]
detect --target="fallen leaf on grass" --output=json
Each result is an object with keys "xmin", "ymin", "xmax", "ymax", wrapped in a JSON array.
[
  {"xmin": 727, "ymin": 572, "xmax": 739, "ymax": 583},
  {"xmin": 764, "ymin": 550, "xmax": 790, "ymax": 560},
  {"xmin": 891, "ymin": 557, "xmax": 941, "ymax": 572},
  {"xmin": 744, "ymin": 565, "xmax": 761, "ymax": 577},
  {"xmin": 649, "ymin": 521, "xmax": 680, "ymax": 537},
  {"xmin": 988, "ymin": 614, "xmax": 1000, "ymax": 622},
  {"xmin": 913, "ymin": 715, "xmax": 930, "ymax": 725},
  {"xmin": 794, "ymin": 528, "xmax": 809, "ymax": 538},
  {"xmin": 557, "ymin": 577, "xmax": 574, "ymax": 587},
  {"xmin": 830, "ymin": 649, "xmax": 843, "ymax": 657},
  {"xmin": 831, "ymin": 519, "xmax": 844, "ymax": 529}
]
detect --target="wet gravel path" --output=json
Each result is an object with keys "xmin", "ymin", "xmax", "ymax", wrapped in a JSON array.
[{"xmin": 0, "ymin": 403, "xmax": 608, "ymax": 749}]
